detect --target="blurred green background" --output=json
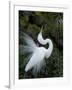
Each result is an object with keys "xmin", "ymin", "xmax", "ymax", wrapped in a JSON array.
[{"xmin": 19, "ymin": 11, "xmax": 63, "ymax": 79}]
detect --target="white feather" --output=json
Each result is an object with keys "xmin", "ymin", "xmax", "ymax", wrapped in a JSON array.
[
  {"xmin": 25, "ymin": 47, "xmax": 46, "ymax": 72},
  {"xmin": 19, "ymin": 29, "xmax": 53, "ymax": 73}
]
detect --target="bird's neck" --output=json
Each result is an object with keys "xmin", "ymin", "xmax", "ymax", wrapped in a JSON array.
[
  {"xmin": 45, "ymin": 39, "xmax": 53, "ymax": 58},
  {"xmin": 46, "ymin": 39, "xmax": 53, "ymax": 49}
]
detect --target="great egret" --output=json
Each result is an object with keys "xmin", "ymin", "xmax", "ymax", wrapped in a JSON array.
[{"xmin": 20, "ymin": 29, "xmax": 53, "ymax": 73}]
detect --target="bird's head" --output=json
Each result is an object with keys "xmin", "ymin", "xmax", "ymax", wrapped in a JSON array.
[{"xmin": 37, "ymin": 27, "xmax": 43, "ymax": 42}]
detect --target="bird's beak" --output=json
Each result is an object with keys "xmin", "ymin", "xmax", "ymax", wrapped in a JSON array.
[
  {"xmin": 38, "ymin": 26, "xmax": 43, "ymax": 39},
  {"xmin": 40, "ymin": 26, "xmax": 43, "ymax": 34},
  {"xmin": 40, "ymin": 29, "xmax": 42, "ymax": 34}
]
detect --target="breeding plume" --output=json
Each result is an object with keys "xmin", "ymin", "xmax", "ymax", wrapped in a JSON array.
[{"xmin": 20, "ymin": 29, "xmax": 53, "ymax": 73}]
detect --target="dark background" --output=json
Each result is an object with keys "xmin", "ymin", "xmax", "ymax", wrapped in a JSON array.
[{"xmin": 19, "ymin": 11, "xmax": 63, "ymax": 79}]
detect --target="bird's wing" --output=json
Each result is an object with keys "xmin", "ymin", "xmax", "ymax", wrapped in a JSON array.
[
  {"xmin": 19, "ymin": 45, "xmax": 34, "ymax": 55},
  {"xmin": 19, "ymin": 31, "xmax": 37, "ymax": 54},
  {"xmin": 25, "ymin": 48, "xmax": 45, "ymax": 72}
]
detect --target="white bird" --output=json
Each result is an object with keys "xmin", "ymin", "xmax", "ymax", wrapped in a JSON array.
[{"xmin": 20, "ymin": 28, "xmax": 53, "ymax": 73}]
